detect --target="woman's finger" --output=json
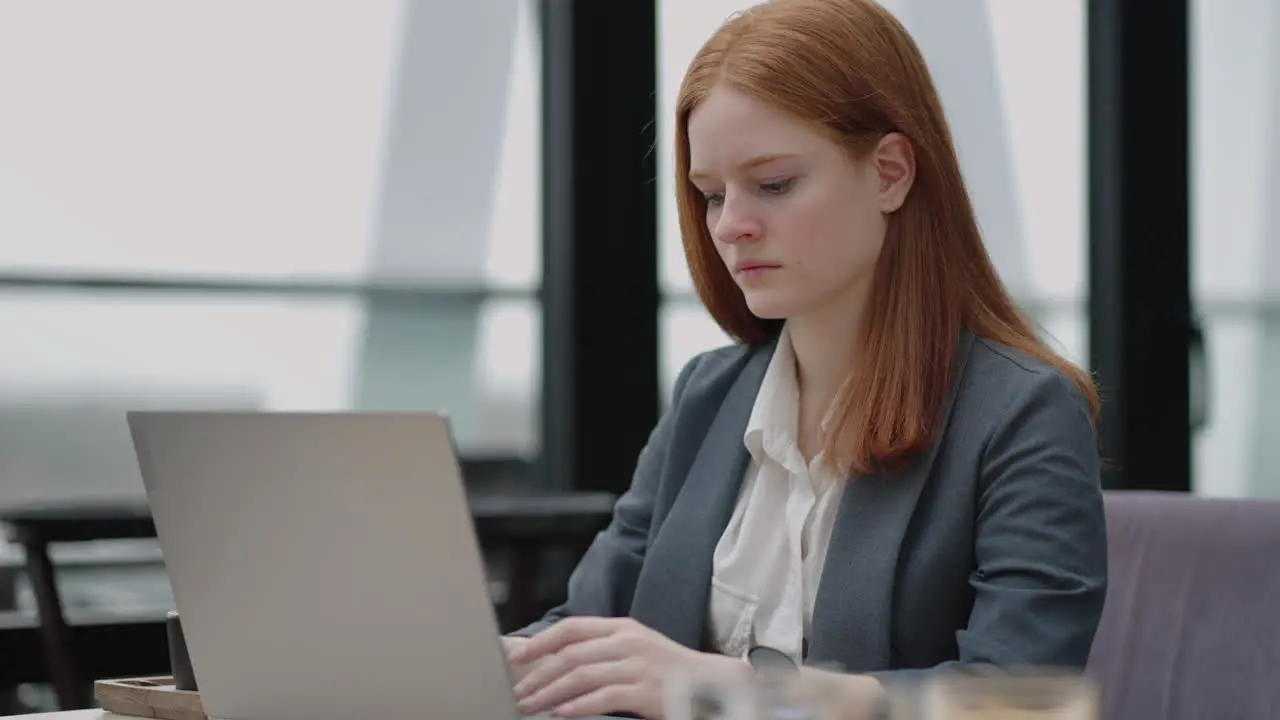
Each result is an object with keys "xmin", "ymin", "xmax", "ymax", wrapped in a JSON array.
[
  {"xmin": 552, "ymin": 682, "xmax": 641, "ymax": 719},
  {"xmin": 513, "ymin": 634, "xmax": 627, "ymax": 700},
  {"xmin": 509, "ymin": 616, "xmax": 622, "ymax": 665},
  {"xmin": 517, "ymin": 658, "xmax": 637, "ymax": 717}
]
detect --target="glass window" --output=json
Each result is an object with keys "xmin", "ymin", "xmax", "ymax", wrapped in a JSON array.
[
  {"xmin": 0, "ymin": 0, "xmax": 540, "ymax": 287},
  {"xmin": 0, "ymin": 289, "xmax": 538, "ymax": 507},
  {"xmin": 0, "ymin": 0, "xmax": 543, "ymax": 517},
  {"xmin": 1190, "ymin": 0, "xmax": 1280, "ymax": 497},
  {"xmin": 660, "ymin": 298, "xmax": 731, "ymax": 403}
]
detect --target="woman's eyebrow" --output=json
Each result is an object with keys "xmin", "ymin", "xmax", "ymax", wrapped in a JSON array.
[{"xmin": 689, "ymin": 152, "xmax": 800, "ymax": 183}]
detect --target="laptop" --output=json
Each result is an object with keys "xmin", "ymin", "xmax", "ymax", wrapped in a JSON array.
[{"xmin": 127, "ymin": 411, "xmax": 549, "ymax": 720}]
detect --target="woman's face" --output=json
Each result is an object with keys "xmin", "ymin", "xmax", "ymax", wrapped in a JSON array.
[{"xmin": 686, "ymin": 84, "xmax": 913, "ymax": 323}]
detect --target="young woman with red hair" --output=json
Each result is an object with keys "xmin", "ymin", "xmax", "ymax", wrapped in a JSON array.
[{"xmin": 506, "ymin": 1, "xmax": 1107, "ymax": 717}]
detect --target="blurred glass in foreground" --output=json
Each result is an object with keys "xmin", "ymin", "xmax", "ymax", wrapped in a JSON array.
[{"xmin": 665, "ymin": 665, "xmax": 1097, "ymax": 720}]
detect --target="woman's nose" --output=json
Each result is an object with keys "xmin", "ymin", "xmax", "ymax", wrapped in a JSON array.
[{"xmin": 711, "ymin": 197, "xmax": 762, "ymax": 245}]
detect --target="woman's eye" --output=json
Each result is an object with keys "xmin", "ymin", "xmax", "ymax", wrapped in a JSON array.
[
  {"xmin": 701, "ymin": 179, "xmax": 792, "ymax": 207},
  {"xmin": 759, "ymin": 178, "xmax": 795, "ymax": 195}
]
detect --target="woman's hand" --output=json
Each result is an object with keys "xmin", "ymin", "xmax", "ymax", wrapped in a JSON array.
[
  {"xmin": 502, "ymin": 636, "xmax": 541, "ymax": 683},
  {"xmin": 502, "ymin": 635, "xmax": 530, "ymax": 656},
  {"xmin": 507, "ymin": 616, "xmax": 730, "ymax": 719}
]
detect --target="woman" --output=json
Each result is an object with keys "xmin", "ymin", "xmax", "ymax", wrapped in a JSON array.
[{"xmin": 506, "ymin": 0, "xmax": 1107, "ymax": 717}]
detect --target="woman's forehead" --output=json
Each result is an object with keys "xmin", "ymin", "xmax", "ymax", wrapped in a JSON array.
[{"xmin": 687, "ymin": 86, "xmax": 831, "ymax": 176}]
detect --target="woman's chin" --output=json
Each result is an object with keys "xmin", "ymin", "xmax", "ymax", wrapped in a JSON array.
[{"xmin": 742, "ymin": 294, "xmax": 797, "ymax": 320}]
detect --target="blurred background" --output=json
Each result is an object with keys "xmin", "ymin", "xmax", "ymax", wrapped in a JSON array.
[{"xmin": 0, "ymin": 0, "xmax": 1275, "ymax": 714}]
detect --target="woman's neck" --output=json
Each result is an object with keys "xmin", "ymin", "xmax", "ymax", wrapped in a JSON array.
[
  {"xmin": 789, "ymin": 319, "xmax": 855, "ymax": 411},
  {"xmin": 787, "ymin": 297, "xmax": 865, "ymax": 456}
]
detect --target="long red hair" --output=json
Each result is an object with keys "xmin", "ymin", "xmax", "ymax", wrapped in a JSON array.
[{"xmin": 675, "ymin": 0, "xmax": 1100, "ymax": 474}]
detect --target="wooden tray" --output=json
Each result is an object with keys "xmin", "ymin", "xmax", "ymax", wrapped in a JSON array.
[{"xmin": 94, "ymin": 676, "xmax": 205, "ymax": 720}]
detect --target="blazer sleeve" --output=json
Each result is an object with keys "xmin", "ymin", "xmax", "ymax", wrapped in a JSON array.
[
  {"xmin": 870, "ymin": 370, "xmax": 1109, "ymax": 685},
  {"xmin": 508, "ymin": 353, "xmax": 704, "ymax": 638}
]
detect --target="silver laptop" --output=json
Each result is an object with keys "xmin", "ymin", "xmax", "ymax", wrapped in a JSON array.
[{"xmin": 128, "ymin": 411, "xmax": 526, "ymax": 720}]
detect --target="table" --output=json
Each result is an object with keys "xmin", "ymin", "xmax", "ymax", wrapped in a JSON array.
[
  {"xmin": 0, "ymin": 674, "xmax": 626, "ymax": 719},
  {"xmin": 3, "ymin": 707, "xmax": 115, "ymax": 712},
  {"xmin": 2, "ymin": 709, "xmax": 623, "ymax": 719},
  {"xmin": 1, "ymin": 503, "xmax": 156, "ymax": 709},
  {"xmin": 3, "ymin": 711, "xmax": 620, "ymax": 719},
  {"xmin": 1, "ymin": 491, "xmax": 617, "ymax": 711}
]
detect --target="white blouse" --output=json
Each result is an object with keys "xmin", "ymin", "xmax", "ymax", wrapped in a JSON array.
[{"xmin": 706, "ymin": 327, "xmax": 847, "ymax": 664}]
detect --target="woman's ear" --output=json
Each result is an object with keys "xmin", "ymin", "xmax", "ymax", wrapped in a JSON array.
[{"xmin": 873, "ymin": 132, "xmax": 916, "ymax": 213}]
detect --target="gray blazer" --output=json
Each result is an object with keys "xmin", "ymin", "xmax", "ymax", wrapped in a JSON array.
[{"xmin": 515, "ymin": 331, "xmax": 1107, "ymax": 686}]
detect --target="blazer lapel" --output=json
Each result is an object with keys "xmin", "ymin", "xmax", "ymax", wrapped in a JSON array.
[
  {"xmin": 807, "ymin": 331, "xmax": 976, "ymax": 671},
  {"xmin": 630, "ymin": 342, "xmax": 774, "ymax": 650}
]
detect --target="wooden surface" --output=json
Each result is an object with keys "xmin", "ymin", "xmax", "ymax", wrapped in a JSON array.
[{"xmin": 93, "ymin": 677, "xmax": 202, "ymax": 720}]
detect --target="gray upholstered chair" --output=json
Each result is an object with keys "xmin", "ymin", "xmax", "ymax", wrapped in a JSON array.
[{"xmin": 1089, "ymin": 491, "xmax": 1280, "ymax": 719}]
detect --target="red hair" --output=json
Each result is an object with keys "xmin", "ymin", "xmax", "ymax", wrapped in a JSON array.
[{"xmin": 675, "ymin": 0, "xmax": 1100, "ymax": 474}]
